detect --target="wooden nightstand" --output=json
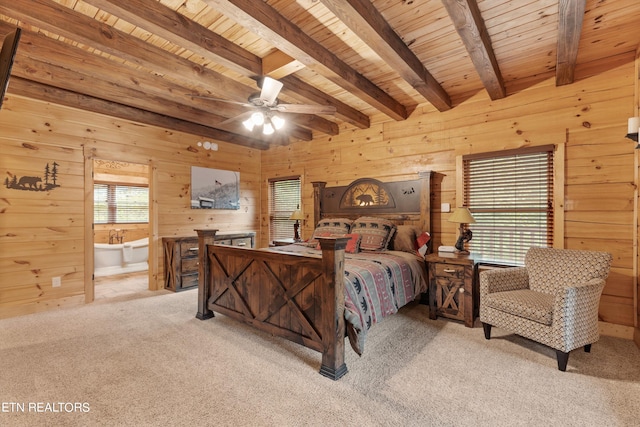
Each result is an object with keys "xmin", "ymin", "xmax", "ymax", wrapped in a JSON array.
[{"xmin": 426, "ymin": 252, "xmax": 479, "ymax": 327}]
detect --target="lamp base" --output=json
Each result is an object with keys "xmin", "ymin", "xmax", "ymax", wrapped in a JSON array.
[
  {"xmin": 454, "ymin": 226, "xmax": 473, "ymax": 254},
  {"xmin": 293, "ymin": 220, "xmax": 301, "ymax": 242},
  {"xmin": 625, "ymin": 132, "xmax": 639, "ymax": 145}
]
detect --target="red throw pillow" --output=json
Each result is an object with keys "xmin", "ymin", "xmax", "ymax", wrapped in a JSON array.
[
  {"xmin": 341, "ymin": 233, "xmax": 362, "ymax": 254},
  {"xmin": 416, "ymin": 231, "xmax": 431, "ymax": 256}
]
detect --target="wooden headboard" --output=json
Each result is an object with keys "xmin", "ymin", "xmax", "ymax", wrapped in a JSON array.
[{"xmin": 311, "ymin": 171, "xmax": 432, "ymax": 234}]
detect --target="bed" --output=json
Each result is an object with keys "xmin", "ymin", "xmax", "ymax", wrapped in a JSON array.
[{"xmin": 195, "ymin": 172, "xmax": 432, "ymax": 380}]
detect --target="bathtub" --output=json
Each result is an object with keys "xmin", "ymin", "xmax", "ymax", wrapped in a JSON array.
[{"xmin": 94, "ymin": 237, "xmax": 149, "ymax": 277}]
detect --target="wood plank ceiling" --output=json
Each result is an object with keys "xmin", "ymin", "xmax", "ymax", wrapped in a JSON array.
[{"xmin": 0, "ymin": 0, "xmax": 639, "ymax": 149}]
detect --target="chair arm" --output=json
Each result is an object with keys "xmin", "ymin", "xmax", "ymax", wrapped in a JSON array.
[
  {"xmin": 552, "ymin": 278, "xmax": 606, "ymax": 351},
  {"xmin": 555, "ymin": 278, "xmax": 606, "ymax": 310},
  {"xmin": 479, "ymin": 267, "xmax": 529, "ymax": 295}
]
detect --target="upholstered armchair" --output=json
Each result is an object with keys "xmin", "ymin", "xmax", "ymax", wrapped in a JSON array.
[{"xmin": 479, "ymin": 247, "xmax": 612, "ymax": 371}]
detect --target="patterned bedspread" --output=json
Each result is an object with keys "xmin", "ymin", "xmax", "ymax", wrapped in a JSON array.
[{"xmin": 268, "ymin": 244, "xmax": 428, "ymax": 355}]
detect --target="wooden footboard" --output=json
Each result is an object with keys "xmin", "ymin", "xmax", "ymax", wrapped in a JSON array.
[{"xmin": 196, "ymin": 229, "xmax": 350, "ymax": 380}]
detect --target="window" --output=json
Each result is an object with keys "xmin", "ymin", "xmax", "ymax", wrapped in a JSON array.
[
  {"xmin": 94, "ymin": 183, "xmax": 149, "ymax": 224},
  {"xmin": 269, "ymin": 177, "xmax": 301, "ymax": 242},
  {"xmin": 463, "ymin": 146, "xmax": 554, "ymax": 265}
]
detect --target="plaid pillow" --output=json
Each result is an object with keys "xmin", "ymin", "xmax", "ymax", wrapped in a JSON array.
[
  {"xmin": 351, "ymin": 217, "xmax": 396, "ymax": 251},
  {"xmin": 311, "ymin": 218, "xmax": 353, "ymax": 239}
]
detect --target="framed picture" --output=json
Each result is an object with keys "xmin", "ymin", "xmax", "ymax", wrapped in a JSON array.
[{"xmin": 190, "ymin": 166, "xmax": 240, "ymax": 210}]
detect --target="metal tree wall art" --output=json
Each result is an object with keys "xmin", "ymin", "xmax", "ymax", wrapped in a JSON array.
[{"xmin": 4, "ymin": 162, "xmax": 61, "ymax": 191}]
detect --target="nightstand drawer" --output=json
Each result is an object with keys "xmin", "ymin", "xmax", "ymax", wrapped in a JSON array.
[
  {"xmin": 232, "ymin": 237, "xmax": 252, "ymax": 247},
  {"xmin": 434, "ymin": 264, "xmax": 465, "ymax": 278},
  {"xmin": 181, "ymin": 257, "xmax": 199, "ymax": 273},
  {"xmin": 180, "ymin": 244, "xmax": 199, "ymax": 257},
  {"xmin": 179, "ymin": 273, "xmax": 198, "ymax": 290}
]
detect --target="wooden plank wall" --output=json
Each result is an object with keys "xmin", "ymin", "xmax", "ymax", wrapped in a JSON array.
[
  {"xmin": 0, "ymin": 95, "xmax": 260, "ymax": 318},
  {"xmin": 261, "ymin": 54, "xmax": 638, "ymax": 328}
]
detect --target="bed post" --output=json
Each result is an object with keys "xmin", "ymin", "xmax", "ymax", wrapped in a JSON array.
[
  {"xmin": 195, "ymin": 229, "xmax": 218, "ymax": 320},
  {"xmin": 311, "ymin": 181, "xmax": 326, "ymax": 228},
  {"xmin": 317, "ymin": 236, "xmax": 349, "ymax": 380}
]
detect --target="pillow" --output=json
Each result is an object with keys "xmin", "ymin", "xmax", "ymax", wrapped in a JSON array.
[
  {"xmin": 416, "ymin": 231, "xmax": 431, "ymax": 256},
  {"xmin": 351, "ymin": 216, "xmax": 397, "ymax": 251},
  {"xmin": 390, "ymin": 225, "xmax": 421, "ymax": 253},
  {"xmin": 304, "ymin": 230, "xmax": 331, "ymax": 248},
  {"xmin": 312, "ymin": 218, "xmax": 353, "ymax": 239},
  {"xmin": 316, "ymin": 233, "xmax": 362, "ymax": 254}
]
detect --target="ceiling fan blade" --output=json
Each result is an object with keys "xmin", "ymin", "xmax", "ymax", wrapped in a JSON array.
[
  {"xmin": 218, "ymin": 111, "xmax": 253, "ymax": 125},
  {"xmin": 260, "ymin": 77, "xmax": 283, "ymax": 105},
  {"xmin": 187, "ymin": 94, "xmax": 252, "ymax": 108},
  {"xmin": 274, "ymin": 104, "xmax": 337, "ymax": 115}
]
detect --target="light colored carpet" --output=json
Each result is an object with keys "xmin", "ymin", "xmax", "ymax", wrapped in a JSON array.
[{"xmin": 0, "ymin": 289, "xmax": 639, "ymax": 426}]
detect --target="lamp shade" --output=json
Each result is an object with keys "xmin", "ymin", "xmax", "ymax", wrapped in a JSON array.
[
  {"xmin": 448, "ymin": 207, "xmax": 476, "ymax": 224},
  {"xmin": 289, "ymin": 209, "xmax": 304, "ymax": 220}
]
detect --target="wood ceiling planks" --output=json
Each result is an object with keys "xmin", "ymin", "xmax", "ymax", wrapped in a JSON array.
[{"xmin": 0, "ymin": 0, "xmax": 637, "ymax": 148}]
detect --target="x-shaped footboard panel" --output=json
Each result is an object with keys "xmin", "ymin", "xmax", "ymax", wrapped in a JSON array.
[
  {"xmin": 207, "ymin": 249, "xmax": 324, "ymax": 345},
  {"xmin": 255, "ymin": 260, "xmax": 323, "ymax": 343},
  {"xmin": 208, "ymin": 252, "xmax": 255, "ymax": 318}
]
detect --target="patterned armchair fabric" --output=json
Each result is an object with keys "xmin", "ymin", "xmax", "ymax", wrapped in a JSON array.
[{"xmin": 479, "ymin": 247, "xmax": 612, "ymax": 371}]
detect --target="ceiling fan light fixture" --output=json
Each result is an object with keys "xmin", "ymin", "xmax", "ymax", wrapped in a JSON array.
[
  {"xmin": 263, "ymin": 121, "xmax": 275, "ymax": 135},
  {"xmin": 272, "ymin": 115, "xmax": 285, "ymax": 130},
  {"xmin": 251, "ymin": 111, "xmax": 264, "ymax": 126},
  {"xmin": 242, "ymin": 118, "xmax": 255, "ymax": 131}
]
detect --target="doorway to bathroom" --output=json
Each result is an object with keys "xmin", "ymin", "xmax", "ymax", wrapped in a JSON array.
[{"xmin": 91, "ymin": 158, "xmax": 152, "ymax": 301}]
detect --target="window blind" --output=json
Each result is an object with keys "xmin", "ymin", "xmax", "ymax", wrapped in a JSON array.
[
  {"xmin": 463, "ymin": 146, "xmax": 554, "ymax": 265},
  {"xmin": 268, "ymin": 177, "xmax": 301, "ymax": 242},
  {"xmin": 94, "ymin": 183, "xmax": 149, "ymax": 224}
]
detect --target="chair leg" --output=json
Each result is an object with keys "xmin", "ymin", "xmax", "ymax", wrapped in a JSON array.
[
  {"xmin": 584, "ymin": 344, "xmax": 591, "ymax": 353},
  {"xmin": 482, "ymin": 322, "xmax": 492, "ymax": 340},
  {"xmin": 555, "ymin": 350, "xmax": 569, "ymax": 371}
]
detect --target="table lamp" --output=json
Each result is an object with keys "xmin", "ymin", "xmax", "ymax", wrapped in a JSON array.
[
  {"xmin": 289, "ymin": 207, "xmax": 304, "ymax": 242},
  {"xmin": 448, "ymin": 207, "xmax": 476, "ymax": 254}
]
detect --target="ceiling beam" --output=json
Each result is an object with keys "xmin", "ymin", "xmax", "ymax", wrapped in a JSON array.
[
  {"xmin": 12, "ymin": 34, "xmax": 226, "ymax": 125},
  {"xmin": 0, "ymin": 0, "xmax": 312, "ymax": 141},
  {"xmin": 556, "ymin": 0, "xmax": 586, "ymax": 86},
  {"xmin": 0, "ymin": 1, "xmax": 249, "ymax": 106},
  {"xmin": 82, "ymin": 0, "xmax": 262, "ymax": 77},
  {"xmin": 203, "ymin": 0, "xmax": 410, "ymax": 121},
  {"xmin": 8, "ymin": 78, "xmax": 271, "ymax": 150},
  {"xmin": 282, "ymin": 114, "xmax": 339, "ymax": 136},
  {"xmin": 441, "ymin": 0, "xmax": 506, "ymax": 100},
  {"xmin": 82, "ymin": 0, "xmax": 364, "ymax": 130},
  {"xmin": 319, "ymin": 0, "xmax": 451, "ymax": 112},
  {"xmin": 262, "ymin": 50, "xmax": 304, "ymax": 79}
]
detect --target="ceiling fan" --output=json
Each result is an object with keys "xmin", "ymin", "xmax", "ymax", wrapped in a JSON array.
[{"xmin": 190, "ymin": 76, "xmax": 336, "ymax": 135}]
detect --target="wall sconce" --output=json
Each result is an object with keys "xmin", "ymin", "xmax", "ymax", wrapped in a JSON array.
[
  {"xmin": 289, "ymin": 207, "xmax": 304, "ymax": 242},
  {"xmin": 626, "ymin": 117, "xmax": 639, "ymax": 148},
  {"xmin": 447, "ymin": 207, "xmax": 476, "ymax": 254}
]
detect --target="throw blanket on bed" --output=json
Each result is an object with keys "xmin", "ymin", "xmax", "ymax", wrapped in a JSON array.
[{"xmin": 268, "ymin": 244, "xmax": 427, "ymax": 355}]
